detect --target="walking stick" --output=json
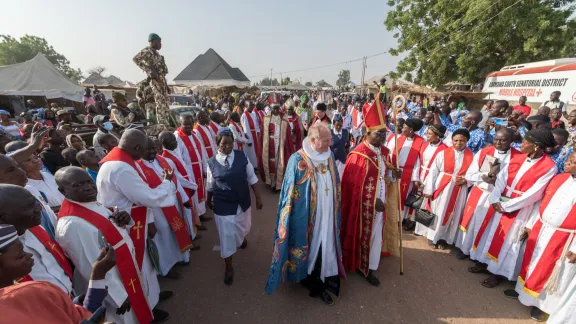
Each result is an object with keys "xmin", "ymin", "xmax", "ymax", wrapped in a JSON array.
[{"xmin": 392, "ymin": 95, "xmax": 405, "ymax": 275}]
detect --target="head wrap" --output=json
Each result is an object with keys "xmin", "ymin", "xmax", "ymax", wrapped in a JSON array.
[
  {"xmin": 217, "ymin": 127, "xmax": 233, "ymax": 137},
  {"xmin": 315, "ymin": 103, "xmax": 327, "ymax": 112},
  {"xmin": 65, "ymin": 134, "xmax": 86, "ymax": 149},
  {"xmin": 0, "ymin": 110, "xmax": 10, "ymax": 116},
  {"xmin": 112, "ymin": 91, "xmax": 126, "ymax": 103},
  {"xmin": 92, "ymin": 115, "xmax": 109, "ymax": 125},
  {"xmin": 428, "ymin": 124, "xmax": 446, "ymax": 137},
  {"xmin": 452, "ymin": 128, "xmax": 471, "ymax": 140},
  {"xmin": 148, "ymin": 33, "xmax": 161, "ymax": 42},
  {"xmin": 524, "ymin": 129, "xmax": 556, "ymax": 149},
  {"xmin": 0, "ymin": 224, "xmax": 18, "ymax": 253},
  {"xmin": 56, "ymin": 110, "xmax": 70, "ymax": 116},
  {"xmin": 404, "ymin": 118, "xmax": 424, "ymax": 132},
  {"xmin": 332, "ymin": 113, "xmax": 343, "ymax": 121}
]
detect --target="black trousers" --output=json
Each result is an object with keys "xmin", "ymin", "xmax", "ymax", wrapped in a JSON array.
[{"xmin": 301, "ymin": 245, "xmax": 340, "ymax": 297}]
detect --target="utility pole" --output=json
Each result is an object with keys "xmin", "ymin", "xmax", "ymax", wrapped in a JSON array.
[
  {"xmin": 270, "ymin": 68, "xmax": 273, "ymax": 87},
  {"xmin": 360, "ymin": 56, "xmax": 367, "ymax": 95}
]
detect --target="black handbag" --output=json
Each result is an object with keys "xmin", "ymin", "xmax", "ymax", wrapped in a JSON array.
[
  {"xmin": 415, "ymin": 209, "xmax": 436, "ymax": 228},
  {"xmin": 404, "ymin": 191, "xmax": 424, "ymax": 209}
]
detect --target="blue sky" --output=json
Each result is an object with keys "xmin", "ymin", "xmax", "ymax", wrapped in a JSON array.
[{"xmin": 1, "ymin": 0, "xmax": 402, "ymax": 85}]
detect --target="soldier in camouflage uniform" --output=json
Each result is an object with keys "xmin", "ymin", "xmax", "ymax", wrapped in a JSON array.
[
  {"xmin": 133, "ymin": 33, "xmax": 177, "ymax": 129},
  {"xmin": 135, "ymin": 79, "xmax": 168, "ymax": 136}
]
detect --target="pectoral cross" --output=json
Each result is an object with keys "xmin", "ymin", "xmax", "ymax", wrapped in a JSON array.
[
  {"xmin": 48, "ymin": 242, "xmax": 64, "ymax": 259},
  {"xmin": 128, "ymin": 278, "xmax": 137, "ymax": 293},
  {"xmin": 324, "ymin": 186, "xmax": 329, "ymax": 196},
  {"xmin": 172, "ymin": 217, "xmax": 184, "ymax": 231},
  {"xmin": 133, "ymin": 221, "xmax": 144, "ymax": 240}
]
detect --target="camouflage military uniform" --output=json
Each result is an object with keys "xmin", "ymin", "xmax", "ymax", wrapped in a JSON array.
[
  {"xmin": 133, "ymin": 46, "xmax": 177, "ymax": 129},
  {"xmin": 136, "ymin": 79, "xmax": 168, "ymax": 136}
]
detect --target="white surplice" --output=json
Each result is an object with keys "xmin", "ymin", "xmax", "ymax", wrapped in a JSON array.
[
  {"xmin": 414, "ymin": 141, "xmax": 445, "ymax": 237},
  {"xmin": 194, "ymin": 124, "xmax": 217, "ymax": 159},
  {"xmin": 302, "ymin": 138, "xmax": 339, "ymax": 281},
  {"xmin": 458, "ymin": 148, "xmax": 512, "ymax": 257},
  {"xmin": 56, "ymin": 200, "xmax": 143, "ymax": 324},
  {"xmin": 386, "ymin": 135, "xmax": 421, "ymax": 220},
  {"xmin": 20, "ymin": 227, "xmax": 73, "ymax": 295},
  {"xmin": 141, "ymin": 158, "xmax": 191, "ymax": 275},
  {"xmin": 174, "ymin": 131, "xmax": 207, "ymax": 216},
  {"xmin": 206, "ymin": 150, "xmax": 258, "ymax": 258},
  {"xmin": 26, "ymin": 171, "xmax": 65, "ymax": 207},
  {"xmin": 480, "ymin": 156, "xmax": 557, "ymax": 280},
  {"xmin": 515, "ymin": 176, "xmax": 576, "ymax": 313},
  {"xmin": 367, "ymin": 143, "xmax": 387, "ymax": 270},
  {"xmin": 420, "ymin": 149, "xmax": 469, "ymax": 245},
  {"xmin": 228, "ymin": 121, "xmax": 250, "ymax": 150},
  {"xmin": 96, "ymin": 160, "xmax": 177, "ymax": 310},
  {"xmin": 240, "ymin": 111, "xmax": 260, "ymax": 167},
  {"xmin": 548, "ymin": 275, "xmax": 576, "ymax": 324}
]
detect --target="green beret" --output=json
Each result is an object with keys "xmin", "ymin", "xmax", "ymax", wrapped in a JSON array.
[{"xmin": 148, "ymin": 33, "xmax": 161, "ymax": 42}]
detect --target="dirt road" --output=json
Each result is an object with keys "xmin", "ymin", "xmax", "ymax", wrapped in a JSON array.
[{"xmin": 158, "ymin": 183, "xmax": 535, "ymax": 324}]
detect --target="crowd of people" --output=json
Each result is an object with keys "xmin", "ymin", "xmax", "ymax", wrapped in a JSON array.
[{"xmin": 0, "ymin": 33, "xmax": 574, "ymax": 324}]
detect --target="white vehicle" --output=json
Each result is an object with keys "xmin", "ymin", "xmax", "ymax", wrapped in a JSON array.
[{"xmin": 483, "ymin": 58, "xmax": 576, "ymax": 104}]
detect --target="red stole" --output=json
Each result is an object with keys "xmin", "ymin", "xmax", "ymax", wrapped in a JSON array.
[
  {"xmin": 175, "ymin": 127, "xmax": 206, "ymax": 201},
  {"xmin": 229, "ymin": 121, "xmax": 244, "ymax": 150},
  {"xmin": 341, "ymin": 142, "xmax": 390, "ymax": 276},
  {"xmin": 391, "ymin": 135, "xmax": 424, "ymax": 205},
  {"xmin": 254, "ymin": 108, "xmax": 265, "ymax": 126},
  {"xmin": 351, "ymin": 109, "xmax": 363, "ymax": 130},
  {"xmin": 208, "ymin": 122, "xmax": 219, "ymax": 135},
  {"xmin": 430, "ymin": 147, "xmax": 474, "ymax": 225},
  {"xmin": 136, "ymin": 157, "xmax": 193, "ymax": 253},
  {"xmin": 518, "ymin": 173, "xmax": 576, "ymax": 295},
  {"xmin": 194, "ymin": 124, "xmax": 215, "ymax": 158},
  {"xmin": 286, "ymin": 115, "xmax": 303, "ymax": 151},
  {"xmin": 243, "ymin": 109, "xmax": 262, "ymax": 159},
  {"xmin": 460, "ymin": 147, "xmax": 520, "ymax": 231},
  {"xmin": 58, "ymin": 200, "xmax": 153, "ymax": 324},
  {"xmin": 16, "ymin": 226, "xmax": 74, "ymax": 284},
  {"xmin": 99, "ymin": 147, "xmax": 148, "ymax": 269},
  {"xmin": 419, "ymin": 141, "xmax": 447, "ymax": 182}
]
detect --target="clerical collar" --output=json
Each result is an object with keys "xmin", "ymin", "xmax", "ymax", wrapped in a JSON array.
[
  {"xmin": 302, "ymin": 137, "xmax": 330, "ymax": 161},
  {"xmin": 497, "ymin": 149, "xmax": 508, "ymax": 154}
]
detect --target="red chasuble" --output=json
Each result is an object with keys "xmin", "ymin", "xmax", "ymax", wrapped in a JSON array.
[
  {"xmin": 341, "ymin": 142, "xmax": 390, "ymax": 276},
  {"xmin": 430, "ymin": 147, "xmax": 474, "ymax": 225},
  {"xmin": 16, "ymin": 226, "xmax": 73, "ymax": 284},
  {"xmin": 473, "ymin": 154, "xmax": 556, "ymax": 261},
  {"xmin": 460, "ymin": 147, "xmax": 521, "ymax": 232},
  {"xmin": 99, "ymin": 147, "xmax": 148, "ymax": 269},
  {"xmin": 58, "ymin": 200, "xmax": 154, "ymax": 324},
  {"xmin": 229, "ymin": 120, "xmax": 245, "ymax": 150},
  {"xmin": 518, "ymin": 173, "xmax": 576, "ymax": 296},
  {"xmin": 286, "ymin": 115, "xmax": 304, "ymax": 151},
  {"xmin": 136, "ymin": 157, "xmax": 193, "ymax": 252},
  {"xmin": 259, "ymin": 115, "xmax": 294, "ymax": 189},
  {"xmin": 390, "ymin": 135, "xmax": 424, "ymax": 205},
  {"xmin": 243, "ymin": 109, "xmax": 262, "ymax": 163},
  {"xmin": 194, "ymin": 124, "xmax": 215, "ymax": 158},
  {"xmin": 175, "ymin": 127, "xmax": 205, "ymax": 201}
]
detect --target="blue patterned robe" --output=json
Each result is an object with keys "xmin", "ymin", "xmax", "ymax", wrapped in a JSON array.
[{"xmin": 265, "ymin": 150, "xmax": 345, "ymax": 295}]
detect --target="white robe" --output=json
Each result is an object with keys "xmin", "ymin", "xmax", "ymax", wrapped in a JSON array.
[
  {"xmin": 548, "ymin": 275, "xmax": 576, "ymax": 324},
  {"xmin": 240, "ymin": 111, "xmax": 260, "ymax": 167},
  {"xmin": 96, "ymin": 160, "xmax": 177, "ymax": 310},
  {"xmin": 414, "ymin": 141, "xmax": 445, "ymax": 237},
  {"xmin": 228, "ymin": 122, "xmax": 250, "ymax": 151},
  {"xmin": 194, "ymin": 124, "xmax": 217, "ymax": 159},
  {"xmin": 515, "ymin": 176, "xmax": 576, "ymax": 314},
  {"xmin": 20, "ymin": 228, "xmax": 73, "ymax": 295},
  {"xmin": 56, "ymin": 201, "xmax": 143, "ymax": 324},
  {"xmin": 420, "ymin": 149, "xmax": 469, "ymax": 245},
  {"xmin": 302, "ymin": 138, "xmax": 339, "ymax": 281},
  {"xmin": 24, "ymin": 186, "xmax": 57, "ymax": 233},
  {"xmin": 366, "ymin": 143, "xmax": 386, "ymax": 270},
  {"xmin": 386, "ymin": 136, "xmax": 421, "ymax": 220},
  {"xmin": 206, "ymin": 150, "xmax": 258, "ymax": 258},
  {"xmin": 174, "ymin": 132, "xmax": 207, "ymax": 217},
  {"xmin": 141, "ymin": 159, "xmax": 191, "ymax": 275},
  {"xmin": 26, "ymin": 171, "xmax": 65, "ymax": 207},
  {"xmin": 458, "ymin": 149, "xmax": 512, "ymax": 257},
  {"xmin": 480, "ymin": 157, "xmax": 557, "ymax": 280}
]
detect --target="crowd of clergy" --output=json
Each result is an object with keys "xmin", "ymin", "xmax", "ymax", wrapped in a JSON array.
[{"xmin": 0, "ymin": 84, "xmax": 575, "ymax": 324}]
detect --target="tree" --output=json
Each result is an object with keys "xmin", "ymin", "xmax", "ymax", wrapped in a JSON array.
[
  {"xmin": 87, "ymin": 66, "xmax": 107, "ymax": 76},
  {"xmin": 384, "ymin": 0, "xmax": 576, "ymax": 87},
  {"xmin": 305, "ymin": 81, "xmax": 313, "ymax": 87},
  {"xmin": 336, "ymin": 69, "xmax": 351, "ymax": 87},
  {"xmin": 272, "ymin": 78, "xmax": 279, "ymax": 86},
  {"xmin": 316, "ymin": 79, "xmax": 331, "ymax": 87},
  {"xmin": 0, "ymin": 35, "xmax": 84, "ymax": 82},
  {"xmin": 260, "ymin": 77, "xmax": 273, "ymax": 86},
  {"xmin": 281, "ymin": 76, "xmax": 291, "ymax": 86}
]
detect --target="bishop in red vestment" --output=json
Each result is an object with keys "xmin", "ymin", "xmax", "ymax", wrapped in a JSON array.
[
  {"xmin": 259, "ymin": 104, "xmax": 294, "ymax": 190},
  {"xmin": 285, "ymin": 104, "xmax": 304, "ymax": 151}
]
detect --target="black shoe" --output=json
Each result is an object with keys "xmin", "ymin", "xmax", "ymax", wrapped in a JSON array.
[
  {"xmin": 199, "ymin": 215, "xmax": 212, "ymax": 222},
  {"xmin": 190, "ymin": 245, "xmax": 201, "ymax": 251},
  {"xmin": 162, "ymin": 269, "xmax": 180, "ymax": 280},
  {"xmin": 197, "ymin": 225, "xmax": 208, "ymax": 231},
  {"xmin": 319, "ymin": 291, "xmax": 335, "ymax": 306},
  {"xmin": 366, "ymin": 271, "xmax": 380, "ymax": 287},
  {"xmin": 239, "ymin": 239, "xmax": 248, "ymax": 249},
  {"xmin": 224, "ymin": 267, "xmax": 234, "ymax": 286},
  {"xmin": 152, "ymin": 308, "xmax": 170, "ymax": 323},
  {"xmin": 530, "ymin": 307, "xmax": 548, "ymax": 322},
  {"xmin": 193, "ymin": 234, "xmax": 203, "ymax": 241},
  {"xmin": 456, "ymin": 251, "xmax": 470, "ymax": 260},
  {"xmin": 503, "ymin": 289, "xmax": 519, "ymax": 299},
  {"xmin": 158, "ymin": 291, "xmax": 173, "ymax": 303}
]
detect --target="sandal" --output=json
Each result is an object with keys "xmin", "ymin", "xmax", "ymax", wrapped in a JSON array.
[
  {"xmin": 468, "ymin": 265, "xmax": 489, "ymax": 274},
  {"xmin": 481, "ymin": 275, "xmax": 502, "ymax": 288}
]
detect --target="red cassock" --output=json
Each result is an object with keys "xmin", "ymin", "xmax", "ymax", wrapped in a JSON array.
[
  {"xmin": 258, "ymin": 115, "xmax": 294, "ymax": 190},
  {"xmin": 286, "ymin": 114, "xmax": 304, "ymax": 151}
]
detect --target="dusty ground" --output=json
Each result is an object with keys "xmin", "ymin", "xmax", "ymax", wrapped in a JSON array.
[{"xmin": 158, "ymin": 183, "xmax": 535, "ymax": 324}]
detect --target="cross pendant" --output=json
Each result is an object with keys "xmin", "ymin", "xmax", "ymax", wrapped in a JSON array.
[{"xmin": 325, "ymin": 186, "xmax": 329, "ymax": 196}]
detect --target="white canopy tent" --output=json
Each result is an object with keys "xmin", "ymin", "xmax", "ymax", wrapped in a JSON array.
[{"xmin": 0, "ymin": 53, "xmax": 84, "ymax": 102}]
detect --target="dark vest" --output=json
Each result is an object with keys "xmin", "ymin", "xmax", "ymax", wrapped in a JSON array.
[
  {"xmin": 207, "ymin": 150, "xmax": 251, "ymax": 215},
  {"xmin": 331, "ymin": 128, "xmax": 349, "ymax": 163}
]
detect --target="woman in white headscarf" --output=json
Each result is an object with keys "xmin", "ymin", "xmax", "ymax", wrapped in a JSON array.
[{"xmin": 65, "ymin": 134, "xmax": 86, "ymax": 151}]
